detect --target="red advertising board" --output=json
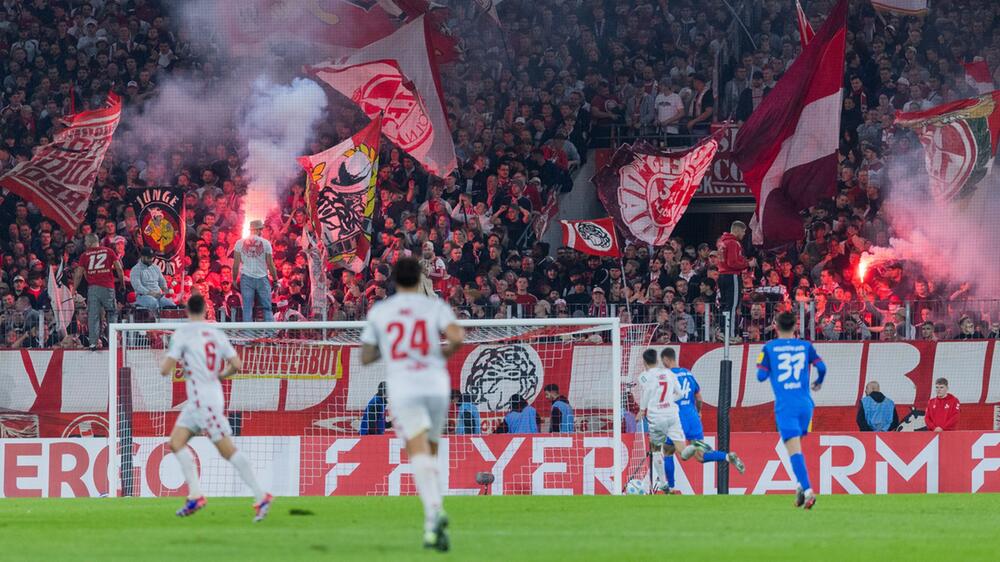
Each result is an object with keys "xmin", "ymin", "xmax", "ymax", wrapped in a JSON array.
[
  {"xmin": 3, "ymin": 432, "xmax": 1000, "ymax": 497},
  {"xmin": 2, "ymin": 341, "xmax": 999, "ymax": 439}
]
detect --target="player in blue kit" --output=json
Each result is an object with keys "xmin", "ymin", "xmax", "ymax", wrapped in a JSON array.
[
  {"xmin": 658, "ymin": 348, "xmax": 745, "ymax": 493},
  {"xmin": 756, "ymin": 311, "xmax": 827, "ymax": 510}
]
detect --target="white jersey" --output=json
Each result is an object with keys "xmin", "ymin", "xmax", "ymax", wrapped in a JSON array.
[
  {"xmin": 360, "ymin": 291, "xmax": 457, "ymax": 398},
  {"xmin": 234, "ymin": 235, "xmax": 272, "ymax": 279},
  {"xmin": 166, "ymin": 322, "xmax": 238, "ymax": 407},
  {"xmin": 637, "ymin": 367, "xmax": 682, "ymax": 414}
]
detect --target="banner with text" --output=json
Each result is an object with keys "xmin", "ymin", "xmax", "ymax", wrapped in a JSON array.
[
  {"xmin": 3, "ymin": 341, "xmax": 1000, "ymax": 440},
  {"xmin": 3, "ymin": 432, "xmax": 999, "ymax": 497}
]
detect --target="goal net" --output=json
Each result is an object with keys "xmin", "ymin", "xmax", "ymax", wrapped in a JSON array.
[{"xmin": 109, "ymin": 318, "xmax": 648, "ymax": 498}]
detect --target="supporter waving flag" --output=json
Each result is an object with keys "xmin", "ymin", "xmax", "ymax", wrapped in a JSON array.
[
  {"xmin": 0, "ymin": 93, "xmax": 121, "ymax": 233},
  {"xmin": 298, "ymin": 115, "xmax": 382, "ymax": 274},
  {"xmin": 733, "ymin": 0, "xmax": 847, "ymax": 247},
  {"xmin": 308, "ymin": 16, "xmax": 457, "ymax": 176}
]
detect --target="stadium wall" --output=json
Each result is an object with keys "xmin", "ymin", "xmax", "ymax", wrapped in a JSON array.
[
  {"xmin": 2, "ymin": 341, "xmax": 998, "ymax": 438},
  {"xmin": 2, "ymin": 432, "xmax": 999, "ymax": 497}
]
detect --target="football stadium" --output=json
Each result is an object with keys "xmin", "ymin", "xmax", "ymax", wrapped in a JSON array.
[{"xmin": 1, "ymin": 0, "xmax": 1000, "ymax": 560}]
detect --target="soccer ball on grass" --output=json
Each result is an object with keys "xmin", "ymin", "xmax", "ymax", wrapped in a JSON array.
[{"xmin": 625, "ymin": 479, "xmax": 649, "ymax": 495}]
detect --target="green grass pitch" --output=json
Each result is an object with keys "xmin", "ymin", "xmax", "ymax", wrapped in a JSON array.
[{"xmin": 2, "ymin": 494, "xmax": 998, "ymax": 561}]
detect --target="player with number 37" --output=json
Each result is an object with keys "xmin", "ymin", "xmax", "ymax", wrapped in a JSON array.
[{"xmin": 756, "ymin": 312, "xmax": 827, "ymax": 510}]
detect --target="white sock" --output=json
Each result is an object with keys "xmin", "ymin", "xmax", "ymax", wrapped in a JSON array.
[
  {"xmin": 652, "ymin": 451, "xmax": 667, "ymax": 486},
  {"xmin": 174, "ymin": 447, "xmax": 202, "ymax": 499},
  {"xmin": 411, "ymin": 454, "xmax": 442, "ymax": 532},
  {"xmin": 229, "ymin": 451, "xmax": 266, "ymax": 503}
]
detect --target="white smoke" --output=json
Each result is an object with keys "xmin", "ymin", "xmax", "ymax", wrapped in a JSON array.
[
  {"xmin": 115, "ymin": 1, "xmax": 351, "ymax": 233},
  {"xmin": 865, "ymin": 141, "xmax": 1000, "ymax": 297},
  {"xmin": 241, "ymin": 77, "xmax": 328, "ymax": 222}
]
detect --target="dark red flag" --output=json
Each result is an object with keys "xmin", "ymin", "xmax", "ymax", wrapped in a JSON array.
[{"xmin": 733, "ymin": 0, "xmax": 847, "ymax": 247}]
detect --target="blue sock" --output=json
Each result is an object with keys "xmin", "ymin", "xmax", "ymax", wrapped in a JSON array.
[
  {"xmin": 703, "ymin": 451, "xmax": 727, "ymax": 463},
  {"xmin": 664, "ymin": 455, "xmax": 675, "ymax": 488},
  {"xmin": 789, "ymin": 452, "xmax": 811, "ymax": 491}
]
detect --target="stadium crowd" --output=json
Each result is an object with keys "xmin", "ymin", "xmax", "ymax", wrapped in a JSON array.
[{"xmin": 0, "ymin": 0, "xmax": 996, "ymax": 349}]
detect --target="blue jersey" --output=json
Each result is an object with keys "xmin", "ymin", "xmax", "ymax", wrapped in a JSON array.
[
  {"xmin": 756, "ymin": 338, "xmax": 826, "ymax": 409},
  {"xmin": 671, "ymin": 368, "xmax": 703, "ymax": 432}
]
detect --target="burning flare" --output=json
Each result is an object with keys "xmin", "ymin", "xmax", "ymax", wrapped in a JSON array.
[
  {"xmin": 242, "ymin": 218, "xmax": 253, "ymax": 239},
  {"xmin": 857, "ymin": 254, "xmax": 872, "ymax": 282}
]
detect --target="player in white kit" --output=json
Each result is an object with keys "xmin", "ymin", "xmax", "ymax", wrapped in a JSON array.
[
  {"xmin": 635, "ymin": 348, "xmax": 686, "ymax": 494},
  {"xmin": 360, "ymin": 257, "xmax": 465, "ymax": 552},
  {"xmin": 159, "ymin": 295, "xmax": 272, "ymax": 521}
]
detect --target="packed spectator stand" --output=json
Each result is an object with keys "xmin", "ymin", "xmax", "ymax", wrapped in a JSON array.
[{"xmin": 0, "ymin": 0, "xmax": 996, "ymax": 350}]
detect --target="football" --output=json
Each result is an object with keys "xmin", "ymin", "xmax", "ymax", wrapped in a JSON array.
[{"xmin": 625, "ymin": 479, "xmax": 649, "ymax": 496}]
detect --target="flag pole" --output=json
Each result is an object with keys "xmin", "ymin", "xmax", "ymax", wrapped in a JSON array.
[
  {"xmin": 721, "ymin": 0, "xmax": 758, "ymax": 50},
  {"xmin": 474, "ymin": 0, "xmax": 515, "ymax": 72},
  {"xmin": 619, "ymin": 255, "xmax": 632, "ymax": 322}
]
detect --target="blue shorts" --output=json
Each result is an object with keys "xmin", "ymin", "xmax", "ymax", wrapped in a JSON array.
[
  {"xmin": 775, "ymin": 404, "xmax": 813, "ymax": 441},
  {"xmin": 667, "ymin": 413, "xmax": 704, "ymax": 445}
]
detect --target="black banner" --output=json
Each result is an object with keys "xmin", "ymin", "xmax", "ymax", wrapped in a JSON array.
[{"xmin": 128, "ymin": 187, "xmax": 185, "ymax": 276}]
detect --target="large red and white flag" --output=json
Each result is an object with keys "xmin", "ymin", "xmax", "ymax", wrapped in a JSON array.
[
  {"xmin": 964, "ymin": 61, "xmax": 994, "ymax": 94},
  {"xmin": 895, "ymin": 91, "xmax": 1000, "ymax": 203},
  {"xmin": 733, "ymin": 0, "xmax": 846, "ymax": 247},
  {"xmin": 795, "ymin": 0, "xmax": 815, "ymax": 48},
  {"xmin": 0, "ymin": 93, "xmax": 121, "ymax": 233},
  {"xmin": 593, "ymin": 130, "xmax": 724, "ymax": 247},
  {"xmin": 560, "ymin": 218, "xmax": 621, "ymax": 258},
  {"xmin": 309, "ymin": 16, "xmax": 456, "ymax": 177},
  {"xmin": 298, "ymin": 115, "xmax": 382, "ymax": 274},
  {"xmin": 220, "ymin": 0, "xmax": 456, "ymax": 62},
  {"xmin": 871, "ymin": 0, "xmax": 928, "ymax": 15}
]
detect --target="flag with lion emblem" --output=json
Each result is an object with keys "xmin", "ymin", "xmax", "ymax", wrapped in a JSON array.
[
  {"xmin": 560, "ymin": 218, "xmax": 621, "ymax": 257},
  {"xmin": 298, "ymin": 115, "xmax": 382, "ymax": 273},
  {"xmin": 128, "ymin": 187, "xmax": 185, "ymax": 277},
  {"xmin": 593, "ymin": 129, "xmax": 724, "ymax": 246},
  {"xmin": 895, "ymin": 91, "xmax": 1000, "ymax": 203}
]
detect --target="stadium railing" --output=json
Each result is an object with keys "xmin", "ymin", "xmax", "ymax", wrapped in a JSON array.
[
  {"xmin": 589, "ymin": 125, "xmax": 706, "ymax": 150},
  {"xmin": 8, "ymin": 297, "xmax": 999, "ymax": 351}
]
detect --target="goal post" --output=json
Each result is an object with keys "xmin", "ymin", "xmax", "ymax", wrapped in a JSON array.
[{"xmin": 108, "ymin": 317, "xmax": 638, "ymax": 498}]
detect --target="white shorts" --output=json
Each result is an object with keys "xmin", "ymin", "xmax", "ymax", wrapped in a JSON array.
[
  {"xmin": 647, "ymin": 410, "xmax": 685, "ymax": 447},
  {"xmin": 175, "ymin": 401, "xmax": 232, "ymax": 443},
  {"xmin": 389, "ymin": 392, "xmax": 449, "ymax": 443}
]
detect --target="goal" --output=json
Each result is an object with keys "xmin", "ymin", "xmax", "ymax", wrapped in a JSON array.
[{"xmin": 108, "ymin": 318, "xmax": 648, "ymax": 498}]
